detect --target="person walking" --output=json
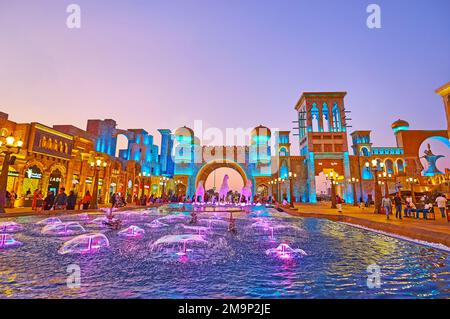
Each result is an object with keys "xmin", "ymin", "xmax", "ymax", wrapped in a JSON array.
[
  {"xmin": 382, "ymin": 194, "xmax": 393, "ymax": 220},
  {"xmin": 394, "ymin": 192, "xmax": 403, "ymax": 220},
  {"xmin": 67, "ymin": 191, "xmax": 77, "ymax": 210},
  {"xmin": 435, "ymin": 194, "xmax": 448, "ymax": 220}
]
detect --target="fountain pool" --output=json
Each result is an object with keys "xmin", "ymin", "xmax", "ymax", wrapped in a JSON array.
[{"xmin": 0, "ymin": 205, "xmax": 449, "ymax": 298}]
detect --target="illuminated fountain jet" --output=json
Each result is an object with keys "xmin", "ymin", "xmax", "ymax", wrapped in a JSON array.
[
  {"xmin": 76, "ymin": 213, "xmax": 90, "ymax": 221},
  {"xmin": 58, "ymin": 233, "xmax": 110, "ymax": 255},
  {"xmin": 0, "ymin": 221, "xmax": 23, "ymax": 233},
  {"xmin": 118, "ymin": 225, "xmax": 145, "ymax": 238},
  {"xmin": 158, "ymin": 214, "xmax": 189, "ymax": 223},
  {"xmin": 36, "ymin": 217, "xmax": 62, "ymax": 226},
  {"xmin": 179, "ymin": 224, "xmax": 210, "ymax": 235},
  {"xmin": 0, "ymin": 234, "xmax": 22, "ymax": 249},
  {"xmin": 146, "ymin": 219, "xmax": 169, "ymax": 228},
  {"xmin": 41, "ymin": 222, "xmax": 86, "ymax": 237},
  {"xmin": 198, "ymin": 218, "xmax": 229, "ymax": 229},
  {"xmin": 265, "ymin": 243, "xmax": 307, "ymax": 260},
  {"xmin": 150, "ymin": 234, "xmax": 208, "ymax": 257}
]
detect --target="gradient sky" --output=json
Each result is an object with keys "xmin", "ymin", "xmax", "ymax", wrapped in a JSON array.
[{"xmin": 1, "ymin": 0, "xmax": 449, "ymax": 187}]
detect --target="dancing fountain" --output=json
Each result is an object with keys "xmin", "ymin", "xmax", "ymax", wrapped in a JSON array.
[
  {"xmin": 0, "ymin": 234, "xmax": 22, "ymax": 249},
  {"xmin": 58, "ymin": 233, "xmax": 110, "ymax": 255},
  {"xmin": 265, "ymin": 243, "xmax": 307, "ymax": 260},
  {"xmin": 146, "ymin": 219, "xmax": 169, "ymax": 228},
  {"xmin": 41, "ymin": 222, "xmax": 86, "ymax": 237},
  {"xmin": 150, "ymin": 234, "xmax": 208, "ymax": 256},
  {"xmin": 0, "ymin": 221, "xmax": 23, "ymax": 233},
  {"xmin": 118, "ymin": 225, "xmax": 145, "ymax": 238},
  {"xmin": 36, "ymin": 217, "xmax": 62, "ymax": 225}
]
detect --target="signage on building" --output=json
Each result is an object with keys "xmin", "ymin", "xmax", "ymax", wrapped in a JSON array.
[
  {"xmin": 50, "ymin": 177, "xmax": 61, "ymax": 182},
  {"xmin": 25, "ymin": 168, "xmax": 42, "ymax": 179},
  {"xmin": 31, "ymin": 124, "xmax": 74, "ymax": 159},
  {"xmin": 8, "ymin": 171, "xmax": 19, "ymax": 177}
]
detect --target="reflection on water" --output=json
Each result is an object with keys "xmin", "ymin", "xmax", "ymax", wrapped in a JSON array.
[{"xmin": 0, "ymin": 206, "xmax": 449, "ymax": 299}]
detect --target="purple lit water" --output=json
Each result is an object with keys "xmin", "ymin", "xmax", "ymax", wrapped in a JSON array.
[{"xmin": 0, "ymin": 207, "xmax": 449, "ymax": 299}]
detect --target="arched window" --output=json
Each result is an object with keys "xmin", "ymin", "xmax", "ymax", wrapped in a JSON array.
[
  {"xmin": 279, "ymin": 147, "xmax": 288, "ymax": 157},
  {"xmin": 360, "ymin": 147, "xmax": 370, "ymax": 156},
  {"xmin": 332, "ymin": 103, "xmax": 342, "ymax": 132},
  {"xmin": 396, "ymin": 159, "xmax": 405, "ymax": 173},
  {"xmin": 311, "ymin": 103, "xmax": 319, "ymax": 132},
  {"xmin": 322, "ymin": 103, "xmax": 330, "ymax": 132},
  {"xmin": 385, "ymin": 159, "xmax": 394, "ymax": 174}
]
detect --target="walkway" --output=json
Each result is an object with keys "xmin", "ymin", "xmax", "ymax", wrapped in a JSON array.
[{"xmin": 280, "ymin": 202, "xmax": 450, "ymax": 248}]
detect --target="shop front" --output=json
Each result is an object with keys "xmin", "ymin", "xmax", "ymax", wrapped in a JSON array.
[
  {"xmin": 21, "ymin": 165, "xmax": 43, "ymax": 207},
  {"xmin": 48, "ymin": 169, "xmax": 63, "ymax": 193}
]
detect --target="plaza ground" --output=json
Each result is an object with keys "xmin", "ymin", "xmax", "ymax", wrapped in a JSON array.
[
  {"xmin": 1, "ymin": 202, "xmax": 449, "ymax": 248},
  {"xmin": 282, "ymin": 202, "xmax": 450, "ymax": 247}
]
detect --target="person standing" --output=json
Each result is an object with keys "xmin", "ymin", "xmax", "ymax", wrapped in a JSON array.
[
  {"xmin": 9, "ymin": 191, "xmax": 16, "ymax": 208},
  {"xmin": 81, "ymin": 191, "xmax": 92, "ymax": 210},
  {"xmin": 54, "ymin": 188, "xmax": 68, "ymax": 210},
  {"xmin": 43, "ymin": 191, "xmax": 55, "ymax": 211},
  {"xmin": 394, "ymin": 192, "xmax": 403, "ymax": 220},
  {"xmin": 35, "ymin": 191, "xmax": 44, "ymax": 213},
  {"xmin": 336, "ymin": 195, "xmax": 343, "ymax": 213},
  {"xmin": 382, "ymin": 194, "xmax": 393, "ymax": 220},
  {"xmin": 435, "ymin": 194, "xmax": 448, "ymax": 220},
  {"xmin": 67, "ymin": 191, "xmax": 77, "ymax": 210}
]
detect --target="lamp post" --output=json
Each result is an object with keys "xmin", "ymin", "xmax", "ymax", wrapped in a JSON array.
[
  {"xmin": 90, "ymin": 158, "xmax": 107, "ymax": 210},
  {"xmin": 379, "ymin": 171, "xmax": 392, "ymax": 197},
  {"xmin": 277, "ymin": 177, "xmax": 282, "ymax": 202},
  {"xmin": 159, "ymin": 176, "xmax": 168, "ymax": 197},
  {"xmin": 0, "ymin": 134, "xmax": 23, "ymax": 214},
  {"xmin": 174, "ymin": 180, "xmax": 183, "ymax": 196},
  {"xmin": 406, "ymin": 177, "xmax": 418, "ymax": 204},
  {"xmin": 325, "ymin": 171, "xmax": 339, "ymax": 209},
  {"xmin": 348, "ymin": 177, "xmax": 360, "ymax": 206},
  {"xmin": 288, "ymin": 171, "xmax": 297, "ymax": 208},
  {"xmin": 365, "ymin": 159, "xmax": 384, "ymax": 214}
]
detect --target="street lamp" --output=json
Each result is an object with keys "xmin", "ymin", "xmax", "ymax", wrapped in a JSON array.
[
  {"xmin": 348, "ymin": 177, "xmax": 360, "ymax": 206},
  {"xmin": 159, "ymin": 176, "xmax": 169, "ymax": 197},
  {"xmin": 365, "ymin": 159, "xmax": 384, "ymax": 214},
  {"xmin": 406, "ymin": 177, "xmax": 418, "ymax": 204},
  {"xmin": 90, "ymin": 159, "xmax": 107, "ymax": 209},
  {"xmin": 0, "ymin": 133, "xmax": 23, "ymax": 214},
  {"xmin": 325, "ymin": 171, "xmax": 339, "ymax": 209},
  {"xmin": 288, "ymin": 171, "xmax": 297, "ymax": 208},
  {"xmin": 379, "ymin": 171, "xmax": 392, "ymax": 197},
  {"xmin": 174, "ymin": 180, "xmax": 183, "ymax": 196}
]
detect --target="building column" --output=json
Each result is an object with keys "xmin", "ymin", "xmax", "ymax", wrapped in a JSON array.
[{"xmin": 307, "ymin": 152, "xmax": 317, "ymax": 203}]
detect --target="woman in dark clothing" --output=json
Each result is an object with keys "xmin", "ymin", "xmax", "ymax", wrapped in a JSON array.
[
  {"xmin": 43, "ymin": 191, "xmax": 55, "ymax": 211},
  {"xmin": 67, "ymin": 191, "xmax": 77, "ymax": 210}
]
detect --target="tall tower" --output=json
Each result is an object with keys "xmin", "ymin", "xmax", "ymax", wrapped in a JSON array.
[
  {"xmin": 436, "ymin": 82, "xmax": 450, "ymax": 138},
  {"xmin": 294, "ymin": 92, "xmax": 351, "ymax": 203}
]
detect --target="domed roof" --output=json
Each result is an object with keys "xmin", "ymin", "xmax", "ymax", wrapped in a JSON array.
[
  {"xmin": 193, "ymin": 136, "xmax": 201, "ymax": 145},
  {"xmin": 391, "ymin": 119, "xmax": 410, "ymax": 131},
  {"xmin": 175, "ymin": 126, "xmax": 194, "ymax": 144},
  {"xmin": 175, "ymin": 126, "xmax": 194, "ymax": 137},
  {"xmin": 251, "ymin": 125, "xmax": 271, "ymax": 138}
]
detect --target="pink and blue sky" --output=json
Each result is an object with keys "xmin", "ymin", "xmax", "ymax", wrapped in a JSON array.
[{"xmin": 0, "ymin": 0, "xmax": 449, "ymax": 190}]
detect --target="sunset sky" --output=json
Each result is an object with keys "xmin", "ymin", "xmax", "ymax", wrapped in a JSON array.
[{"xmin": 0, "ymin": 0, "xmax": 449, "ymax": 190}]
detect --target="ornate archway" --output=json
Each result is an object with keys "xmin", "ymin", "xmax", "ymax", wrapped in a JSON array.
[{"xmin": 195, "ymin": 160, "xmax": 248, "ymax": 188}]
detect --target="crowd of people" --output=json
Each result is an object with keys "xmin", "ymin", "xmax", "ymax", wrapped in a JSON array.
[{"xmin": 375, "ymin": 192, "xmax": 447, "ymax": 221}]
